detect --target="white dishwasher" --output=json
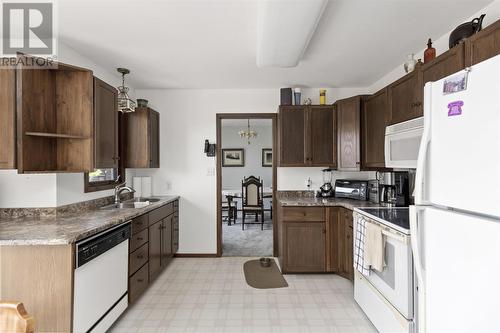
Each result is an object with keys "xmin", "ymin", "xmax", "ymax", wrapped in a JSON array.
[{"xmin": 73, "ymin": 222, "xmax": 131, "ymax": 333}]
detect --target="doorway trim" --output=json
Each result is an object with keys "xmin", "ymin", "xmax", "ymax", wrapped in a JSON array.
[{"xmin": 216, "ymin": 113, "xmax": 278, "ymax": 257}]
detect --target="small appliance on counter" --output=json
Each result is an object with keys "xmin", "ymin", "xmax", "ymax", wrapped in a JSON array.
[
  {"xmin": 379, "ymin": 172, "xmax": 410, "ymax": 207},
  {"xmin": 368, "ymin": 180, "xmax": 380, "ymax": 203},
  {"xmin": 334, "ymin": 179, "xmax": 368, "ymax": 201},
  {"xmin": 316, "ymin": 168, "xmax": 334, "ymax": 198}
]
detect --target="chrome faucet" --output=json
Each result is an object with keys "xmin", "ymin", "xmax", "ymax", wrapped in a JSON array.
[{"xmin": 114, "ymin": 182, "xmax": 135, "ymax": 205}]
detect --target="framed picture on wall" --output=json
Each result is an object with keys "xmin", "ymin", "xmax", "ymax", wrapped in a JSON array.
[
  {"xmin": 222, "ymin": 148, "xmax": 245, "ymax": 167},
  {"xmin": 262, "ymin": 148, "xmax": 272, "ymax": 167}
]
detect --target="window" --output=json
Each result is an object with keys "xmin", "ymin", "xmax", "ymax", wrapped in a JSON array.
[
  {"xmin": 88, "ymin": 168, "xmax": 117, "ymax": 182},
  {"xmin": 84, "ymin": 168, "xmax": 120, "ymax": 193}
]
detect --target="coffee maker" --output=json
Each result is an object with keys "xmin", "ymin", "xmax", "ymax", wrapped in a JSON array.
[
  {"xmin": 317, "ymin": 168, "xmax": 334, "ymax": 198},
  {"xmin": 379, "ymin": 172, "xmax": 410, "ymax": 206}
]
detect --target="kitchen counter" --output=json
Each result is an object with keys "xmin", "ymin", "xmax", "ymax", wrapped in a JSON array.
[
  {"xmin": 0, "ymin": 196, "xmax": 179, "ymax": 246},
  {"xmin": 278, "ymin": 197, "xmax": 381, "ymax": 210}
]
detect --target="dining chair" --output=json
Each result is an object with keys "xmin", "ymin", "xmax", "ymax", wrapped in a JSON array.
[
  {"xmin": 222, "ymin": 195, "xmax": 237, "ymax": 226},
  {"xmin": 241, "ymin": 176, "xmax": 264, "ymax": 230},
  {"xmin": 0, "ymin": 302, "xmax": 35, "ymax": 333}
]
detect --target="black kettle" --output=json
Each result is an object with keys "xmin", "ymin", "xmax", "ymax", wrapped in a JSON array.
[{"xmin": 449, "ymin": 14, "xmax": 486, "ymax": 49}]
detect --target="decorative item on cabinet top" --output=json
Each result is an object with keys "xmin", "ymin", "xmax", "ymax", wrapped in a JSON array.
[
  {"xmin": 424, "ymin": 38, "xmax": 436, "ymax": 63},
  {"xmin": 137, "ymin": 99, "xmax": 148, "ymax": 108},
  {"xmin": 404, "ymin": 54, "xmax": 417, "ymax": 73},
  {"xmin": 449, "ymin": 14, "xmax": 486, "ymax": 49}
]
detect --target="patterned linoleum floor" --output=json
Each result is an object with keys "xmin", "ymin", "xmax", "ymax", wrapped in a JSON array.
[
  {"xmin": 110, "ymin": 257, "xmax": 377, "ymax": 333},
  {"xmin": 222, "ymin": 217, "xmax": 273, "ymax": 257}
]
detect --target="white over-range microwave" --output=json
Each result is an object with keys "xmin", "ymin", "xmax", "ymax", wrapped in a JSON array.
[{"xmin": 384, "ymin": 117, "xmax": 423, "ymax": 169}]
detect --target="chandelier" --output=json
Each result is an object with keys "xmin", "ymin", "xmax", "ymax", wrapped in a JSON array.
[
  {"xmin": 117, "ymin": 68, "xmax": 136, "ymax": 113},
  {"xmin": 238, "ymin": 119, "xmax": 258, "ymax": 145}
]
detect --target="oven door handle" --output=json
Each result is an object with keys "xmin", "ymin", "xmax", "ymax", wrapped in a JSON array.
[{"xmin": 381, "ymin": 229, "xmax": 408, "ymax": 244}]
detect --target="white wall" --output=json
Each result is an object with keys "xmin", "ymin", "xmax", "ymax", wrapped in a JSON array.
[
  {"xmin": 132, "ymin": 88, "xmax": 370, "ymax": 254},
  {"xmin": 221, "ymin": 124, "xmax": 273, "ymax": 189},
  {"xmin": 0, "ymin": 42, "xmax": 135, "ymax": 208}
]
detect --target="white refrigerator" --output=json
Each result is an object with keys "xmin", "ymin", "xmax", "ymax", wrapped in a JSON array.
[{"xmin": 411, "ymin": 54, "xmax": 500, "ymax": 333}]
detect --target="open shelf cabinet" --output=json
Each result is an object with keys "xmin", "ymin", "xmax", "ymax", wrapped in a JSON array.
[{"xmin": 16, "ymin": 55, "xmax": 94, "ymax": 173}]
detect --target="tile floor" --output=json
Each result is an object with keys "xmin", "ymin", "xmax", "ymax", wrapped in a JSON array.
[{"xmin": 111, "ymin": 257, "xmax": 377, "ymax": 333}]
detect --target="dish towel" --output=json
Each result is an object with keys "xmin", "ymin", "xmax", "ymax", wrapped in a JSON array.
[
  {"xmin": 354, "ymin": 215, "xmax": 370, "ymax": 276},
  {"xmin": 364, "ymin": 222, "xmax": 386, "ymax": 272}
]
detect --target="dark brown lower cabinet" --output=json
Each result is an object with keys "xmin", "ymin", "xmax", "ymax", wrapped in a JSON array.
[
  {"xmin": 337, "ymin": 208, "xmax": 354, "ymax": 281},
  {"xmin": 283, "ymin": 222, "xmax": 326, "ymax": 273},
  {"xmin": 128, "ymin": 200, "xmax": 179, "ymax": 303},
  {"xmin": 148, "ymin": 220, "xmax": 163, "ymax": 280},
  {"xmin": 279, "ymin": 205, "xmax": 354, "ymax": 280}
]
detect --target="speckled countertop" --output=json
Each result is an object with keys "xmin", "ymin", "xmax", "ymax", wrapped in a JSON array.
[
  {"xmin": 278, "ymin": 197, "xmax": 381, "ymax": 210},
  {"xmin": 0, "ymin": 196, "xmax": 179, "ymax": 246}
]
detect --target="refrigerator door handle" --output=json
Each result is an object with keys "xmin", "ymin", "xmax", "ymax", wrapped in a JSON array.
[
  {"xmin": 414, "ymin": 84, "xmax": 432, "ymax": 205},
  {"xmin": 410, "ymin": 205, "xmax": 426, "ymax": 333}
]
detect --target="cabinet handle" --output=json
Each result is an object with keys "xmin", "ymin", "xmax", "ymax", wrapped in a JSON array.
[
  {"xmin": 323, "ymin": 229, "xmax": 326, "ymax": 234},
  {"xmin": 415, "ymin": 101, "xmax": 422, "ymax": 107},
  {"xmin": 137, "ymin": 255, "xmax": 144, "ymax": 259},
  {"xmin": 137, "ymin": 237, "xmax": 143, "ymax": 241},
  {"xmin": 137, "ymin": 279, "xmax": 144, "ymax": 283}
]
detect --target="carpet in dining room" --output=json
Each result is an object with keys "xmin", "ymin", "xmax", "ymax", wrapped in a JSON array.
[{"xmin": 222, "ymin": 216, "xmax": 273, "ymax": 257}]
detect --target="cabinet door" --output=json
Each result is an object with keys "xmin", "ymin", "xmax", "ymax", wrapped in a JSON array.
[
  {"xmin": 172, "ymin": 213, "xmax": 179, "ymax": 254},
  {"xmin": 93, "ymin": 77, "xmax": 118, "ymax": 168},
  {"xmin": 327, "ymin": 207, "xmax": 340, "ymax": 272},
  {"xmin": 388, "ymin": 69, "xmax": 423, "ymax": 125},
  {"xmin": 0, "ymin": 68, "xmax": 15, "ymax": 169},
  {"xmin": 465, "ymin": 19, "xmax": 500, "ymax": 66},
  {"xmin": 148, "ymin": 220, "xmax": 162, "ymax": 280},
  {"xmin": 161, "ymin": 215, "xmax": 173, "ymax": 267},
  {"xmin": 361, "ymin": 89, "xmax": 389, "ymax": 169},
  {"xmin": 343, "ymin": 209, "xmax": 354, "ymax": 281},
  {"xmin": 149, "ymin": 110, "xmax": 160, "ymax": 168},
  {"xmin": 279, "ymin": 106, "xmax": 306, "ymax": 166},
  {"xmin": 336, "ymin": 97, "xmax": 361, "ymax": 171},
  {"xmin": 422, "ymin": 43, "xmax": 465, "ymax": 85},
  {"xmin": 284, "ymin": 222, "xmax": 326, "ymax": 272},
  {"xmin": 308, "ymin": 106, "xmax": 336, "ymax": 167}
]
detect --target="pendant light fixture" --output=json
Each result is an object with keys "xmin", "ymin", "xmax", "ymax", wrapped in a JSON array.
[
  {"xmin": 116, "ymin": 68, "xmax": 136, "ymax": 113},
  {"xmin": 238, "ymin": 119, "xmax": 258, "ymax": 145}
]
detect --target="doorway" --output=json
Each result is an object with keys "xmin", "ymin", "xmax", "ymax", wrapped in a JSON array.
[{"xmin": 216, "ymin": 113, "xmax": 277, "ymax": 257}]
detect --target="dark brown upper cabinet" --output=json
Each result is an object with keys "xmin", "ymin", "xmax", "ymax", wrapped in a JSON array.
[
  {"xmin": 388, "ymin": 64, "xmax": 423, "ymax": 125},
  {"xmin": 125, "ymin": 107, "xmax": 160, "ymax": 168},
  {"xmin": 421, "ymin": 43, "xmax": 465, "ymax": 85},
  {"xmin": 93, "ymin": 77, "xmax": 118, "ymax": 169},
  {"xmin": 361, "ymin": 88, "xmax": 389, "ymax": 170},
  {"xmin": 278, "ymin": 105, "xmax": 336, "ymax": 167},
  {"xmin": 465, "ymin": 19, "xmax": 500, "ymax": 67},
  {"xmin": 0, "ymin": 68, "xmax": 15, "ymax": 169},
  {"xmin": 335, "ymin": 96, "xmax": 364, "ymax": 171},
  {"xmin": 16, "ymin": 55, "xmax": 94, "ymax": 173},
  {"xmin": 278, "ymin": 105, "xmax": 306, "ymax": 166}
]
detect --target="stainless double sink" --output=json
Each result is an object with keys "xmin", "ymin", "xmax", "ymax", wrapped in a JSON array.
[{"xmin": 100, "ymin": 197, "xmax": 161, "ymax": 210}]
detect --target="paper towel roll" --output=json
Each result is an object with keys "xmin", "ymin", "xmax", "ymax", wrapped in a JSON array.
[
  {"xmin": 133, "ymin": 177, "xmax": 142, "ymax": 198},
  {"xmin": 142, "ymin": 177, "xmax": 152, "ymax": 198}
]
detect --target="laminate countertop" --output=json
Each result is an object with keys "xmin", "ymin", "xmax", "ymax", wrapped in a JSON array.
[
  {"xmin": 278, "ymin": 197, "xmax": 381, "ymax": 210},
  {"xmin": 0, "ymin": 196, "xmax": 179, "ymax": 246}
]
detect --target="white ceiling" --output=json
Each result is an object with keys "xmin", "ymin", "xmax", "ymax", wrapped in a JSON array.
[{"xmin": 58, "ymin": 0, "xmax": 492, "ymax": 89}]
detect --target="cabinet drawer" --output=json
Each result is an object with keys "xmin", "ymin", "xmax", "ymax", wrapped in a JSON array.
[
  {"xmin": 149, "ymin": 203, "xmax": 174, "ymax": 225},
  {"xmin": 131, "ymin": 214, "xmax": 149, "ymax": 234},
  {"xmin": 129, "ymin": 242, "xmax": 148, "ymax": 276},
  {"xmin": 281, "ymin": 207, "xmax": 325, "ymax": 221},
  {"xmin": 129, "ymin": 263, "xmax": 149, "ymax": 304},
  {"xmin": 129, "ymin": 228, "xmax": 148, "ymax": 253}
]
